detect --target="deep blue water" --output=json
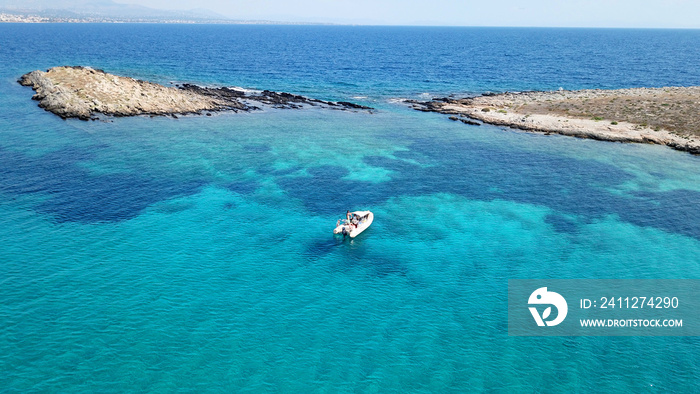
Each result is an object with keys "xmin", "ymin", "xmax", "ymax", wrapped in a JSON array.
[{"xmin": 1, "ymin": 24, "xmax": 700, "ymax": 392}]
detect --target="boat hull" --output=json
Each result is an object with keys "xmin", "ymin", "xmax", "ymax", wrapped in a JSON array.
[{"xmin": 334, "ymin": 211, "xmax": 373, "ymax": 238}]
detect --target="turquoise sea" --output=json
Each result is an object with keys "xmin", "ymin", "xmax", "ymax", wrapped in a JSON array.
[{"xmin": 1, "ymin": 25, "xmax": 700, "ymax": 391}]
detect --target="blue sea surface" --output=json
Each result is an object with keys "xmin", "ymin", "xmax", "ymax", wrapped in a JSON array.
[{"xmin": 1, "ymin": 24, "xmax": 699, "ymax": 391}]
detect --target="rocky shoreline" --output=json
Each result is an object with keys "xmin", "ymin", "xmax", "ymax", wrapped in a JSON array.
[
  {"xmin": 18, "ymin": 67, "xmax": 700, "ymax": 155},
  {"xmin": 19, "ymin": 66, "xmax": 373, "ymax": 120},
  {"xmin": 411, "ymin": 87, "xmax": 700, "ymax": 155}
]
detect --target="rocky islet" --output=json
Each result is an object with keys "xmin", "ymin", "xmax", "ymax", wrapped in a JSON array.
[
  {"xmin": 18, "ymin": 66, "xmax": 373, "ymax": 120},
  {"xmin": 411, "ymin": 88, "xmax": 700, "ymax": 155}
]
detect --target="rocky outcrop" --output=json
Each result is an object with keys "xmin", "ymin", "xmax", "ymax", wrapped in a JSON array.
[
  {"xmin": 411, "ymin": 87, "xmax": 700, "ymax": 155},
  {"xmin": 448, "ymin": 116, "xmax": 481, "ymax": 126},
  {"xmin": 19, "ymin": 66, "xmax": 373, "ymax": 120},
  {"xmin": 179, "ymin": 84, "xmax": 373, "ymax": 111}
]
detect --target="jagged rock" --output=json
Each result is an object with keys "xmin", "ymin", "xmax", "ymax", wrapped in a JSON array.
[
  {"xmin": 459, "ymin": 118, "xmax": 481, "ymax": 126},
  {"xmin": 447, "ymin": 115, "xmax": 480, "ymax": 126},
  {"xmin": 336, "ymin": 101, "xmax": 373, "ymax": 110}
]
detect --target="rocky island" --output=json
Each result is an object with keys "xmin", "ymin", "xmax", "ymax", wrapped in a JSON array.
[
  {"xmin": 19, "ymin": 66, "xmax": 372, "ymax": 120},
  {"xmin": 19, "ymin": 67, "xmax": 700, "ymax": 155},
  {"xmin": 412, "ymin": 87, "xmax": 700, "ymax": 154}
]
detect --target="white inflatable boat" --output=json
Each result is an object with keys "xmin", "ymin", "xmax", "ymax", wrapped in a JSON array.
[{"xmin": 334, "ymin": 211, "xmax": 373, "ymax": 238}]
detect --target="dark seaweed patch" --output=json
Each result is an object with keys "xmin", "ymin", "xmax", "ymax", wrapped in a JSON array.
[
  {"xmin": 243, "ymin": 144, "xmax": 271, "ymax": 153},
  {"xmin": 0, "ymin": 147, "xmax": 203, "ymax": 223},
  {"xmin": 544, "ymin": 214, "xmax": 580, "ymax": 234},
  {"xmin": 277, "ymin": 165, "xmax": 391, "ymax": 215},
  {"xmin": 225, "ymin": 180, "xmax": 259, "ymax": 195}
]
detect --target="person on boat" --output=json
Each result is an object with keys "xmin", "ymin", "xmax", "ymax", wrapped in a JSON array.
[{"xmin": 346, "ymin": 210, "xmax": 351, "ymax": 221}]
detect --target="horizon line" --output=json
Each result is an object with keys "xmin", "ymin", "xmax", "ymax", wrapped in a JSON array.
[{"xmin": 1, "ymin": 20, "xmax": 699, "ymax": 30}]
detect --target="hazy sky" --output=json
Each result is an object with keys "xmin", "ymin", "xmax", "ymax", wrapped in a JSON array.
[{"xmin": 113, "ymin": 0, "xmax": 698, "ymax": 28}]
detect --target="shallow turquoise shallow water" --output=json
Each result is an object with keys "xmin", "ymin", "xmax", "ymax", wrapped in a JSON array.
[{"xmin": 1, "ymin": 25, "xmax": 700, "ymax": 391}]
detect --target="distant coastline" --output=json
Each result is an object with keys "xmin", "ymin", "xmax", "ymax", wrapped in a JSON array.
[
  {"xmin": 0, "ymin": 11, "xmax": 329, "ymax": 25},
  {"xmin": 412, "ymin": 87, "xmax": 700, "ymax": 154}
]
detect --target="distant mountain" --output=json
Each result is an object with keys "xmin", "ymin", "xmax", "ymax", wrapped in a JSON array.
[{"xmin": 0, "ymin": 0, "xmax": 230, "ymax": 21}]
